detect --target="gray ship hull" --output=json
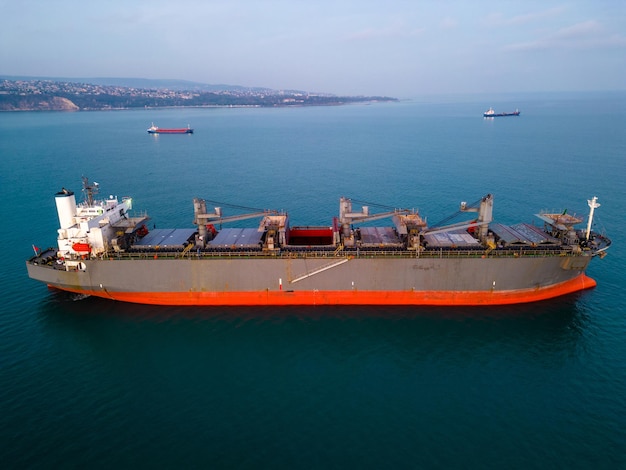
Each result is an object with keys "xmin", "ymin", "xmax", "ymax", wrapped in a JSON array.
[{"xmin": 26, "ymin": 252, "xmax": 595, "ymax": 306}]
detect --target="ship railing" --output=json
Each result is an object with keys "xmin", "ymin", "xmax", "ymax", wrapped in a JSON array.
[{"xmin": 100, "ymin": 247, "xmax": 576, "ymax": 261}]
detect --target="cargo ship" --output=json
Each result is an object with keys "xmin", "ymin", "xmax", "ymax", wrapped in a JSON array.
[
  {"xmin": 484, "ymin": 108, "xmax": 520, "ymax": 117},
  {"xmin": 147, "ymin": 123, "xmax": 193, "ymax": 134},
  {"xmin": 26, "ymin": 178, "xmax": 610, "ymax": 306}
]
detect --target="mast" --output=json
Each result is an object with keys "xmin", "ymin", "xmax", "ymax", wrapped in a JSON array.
[
  {"xmin": 585, "ymin": 196, "xmax": 600, "ymax": 241},
  {"xmin": 81, "ymin": 176, "xmax": 99, "ymax": 207}
]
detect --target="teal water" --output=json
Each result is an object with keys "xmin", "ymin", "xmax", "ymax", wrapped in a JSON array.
[{"xmin": 1, "ymin": 93, "xmax": 625, "ymax": 468}]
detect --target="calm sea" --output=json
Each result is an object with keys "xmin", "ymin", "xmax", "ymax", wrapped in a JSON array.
[{"xmin": 1, "ymin": 93, "xmax": 625, "ymax": 468}]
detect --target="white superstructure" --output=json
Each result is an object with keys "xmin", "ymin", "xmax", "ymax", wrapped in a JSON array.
[{"xmin": 54, "ymin": 178, "xmax": 144, "ymax": 259}]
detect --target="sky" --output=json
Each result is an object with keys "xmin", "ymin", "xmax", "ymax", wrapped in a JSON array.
[{"xmin": 2, "ymin": 0, "xmax": 625, "ymax": 97}]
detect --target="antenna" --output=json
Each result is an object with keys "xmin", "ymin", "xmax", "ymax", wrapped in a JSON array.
[
  {"xmin": 585, "ymin": 196, "xmax": 600, "ymax": 241},
  {"xmin": 81, "ymin": 176, "xmax": 99, "ymax": 207}
]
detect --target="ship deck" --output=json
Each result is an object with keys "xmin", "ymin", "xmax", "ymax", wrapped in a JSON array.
[
  {"xmin": 110, "ymin": 245, "xmax": 581, "ymax": 261},
  {"xmin": 133, "ymin": 228, "xmax": 196, "ymax": 249}
]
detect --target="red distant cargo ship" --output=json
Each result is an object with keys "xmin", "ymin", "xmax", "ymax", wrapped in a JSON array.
[{"xmin": 147, "ymin": 123, "xmax": 193, "ymax": 134}]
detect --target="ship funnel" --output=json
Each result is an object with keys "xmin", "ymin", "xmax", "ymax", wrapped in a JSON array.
[{"xmin": 55, "ymin": 188, "xmax": 77, "ymax": 229}]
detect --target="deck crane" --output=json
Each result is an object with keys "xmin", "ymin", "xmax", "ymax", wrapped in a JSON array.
[
  {"xmin": 338, "ymin": 197, "xmax": 425, "ymax": 248},
  {"xmin": 193, "ymin": 198, "xmax": 280, "ymax": 248}
]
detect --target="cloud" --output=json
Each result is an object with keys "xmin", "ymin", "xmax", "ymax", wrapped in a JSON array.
[
  {"xmin": 484, "ymin": 6, "xmax": 567, "ymax": 27},
  {"xmin": 344, "ymin": 20, "xmax": 425, "ymax": 41},
  {"xmin": 503, "ymin": 20, "xmax": 626, "ymax": 51},
  {"xmin": 553, "ymin": 20, "xmax": 602, "ymax": 39},
  {"xmin": 439, "ymin": 17, "xmax": 458, "ymax": 30}
]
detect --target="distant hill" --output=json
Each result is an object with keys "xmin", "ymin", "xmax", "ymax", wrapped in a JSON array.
[
  {"xmin": 0, "ymin": 76, "xmax": 397, "ymax": 111},
  {"xmin": 0, "ymin": 75, "xmax": 305, "ymax": 94}
]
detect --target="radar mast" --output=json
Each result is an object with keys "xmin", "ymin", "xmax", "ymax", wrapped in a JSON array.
[{"xmin": 81, "ymin": 176, "xmax": 99, "ymax": 207}]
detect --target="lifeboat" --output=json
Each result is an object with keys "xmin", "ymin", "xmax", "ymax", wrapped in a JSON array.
[{"xmin": 72, "ymin": 242, "xmax": 91, "ymax": 254}]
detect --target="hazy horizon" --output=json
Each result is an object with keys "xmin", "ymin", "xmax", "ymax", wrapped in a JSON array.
[{"xmin": 2, "ymin": 1, "xmax": 625, "ymax": 98}]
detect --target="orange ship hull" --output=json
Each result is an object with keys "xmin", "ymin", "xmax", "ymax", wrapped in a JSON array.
[{"xmin": 49, "ymin": 273, "xmax": 596, "ymax": 307}]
